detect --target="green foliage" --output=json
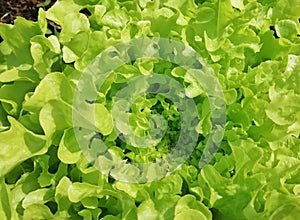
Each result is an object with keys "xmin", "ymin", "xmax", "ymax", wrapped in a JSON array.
[{"xmin": 0, "ymin": 0, "xmax": 300, "ymax": 219}]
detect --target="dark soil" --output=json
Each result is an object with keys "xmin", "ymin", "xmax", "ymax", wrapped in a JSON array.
[{"xmin": 0, "ymin": 0, "xmax": 54, "ymax": 24}]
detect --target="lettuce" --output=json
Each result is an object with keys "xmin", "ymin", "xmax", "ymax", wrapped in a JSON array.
[{"xmin": 0, "ymin": 0, "xmax": 300, "ymax": 219}]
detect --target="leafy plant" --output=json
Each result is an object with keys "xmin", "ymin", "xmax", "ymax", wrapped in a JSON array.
[{"xmin": 0, "ymin": 0, "xmax": 300, "ymax": 219}]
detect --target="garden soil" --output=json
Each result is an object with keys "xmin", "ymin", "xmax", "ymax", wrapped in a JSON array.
[{"xmin": 0, "ymin": 0, "xmax": 53, "ymax": 24}]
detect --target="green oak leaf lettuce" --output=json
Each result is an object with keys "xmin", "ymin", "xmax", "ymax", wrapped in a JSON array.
[{"xmin": 0, "ymin": 0, "xmax": 299, "ymax": 219}]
